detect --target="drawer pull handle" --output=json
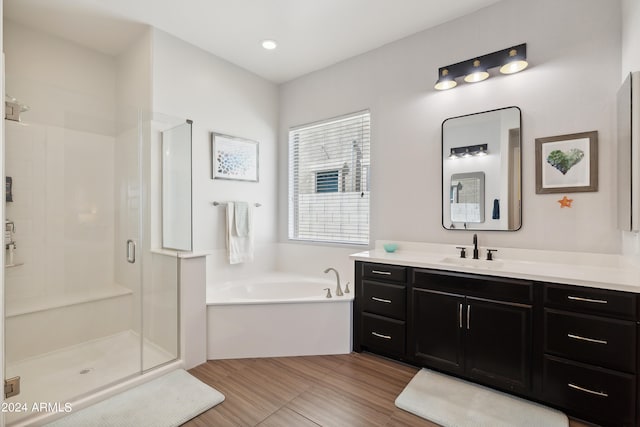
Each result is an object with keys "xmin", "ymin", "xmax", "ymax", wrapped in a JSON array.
[
  {"xmin": 568, "ymin": 383, "xmax": 608, "ymax": 398},
  {"xmin": 371, "ymin": 270, "xmax": 392, "ymax": 275},
  {"xmin": 458, "ymin": 303, "xmax": 463, "ymax": 329},
  {"xmin": 567, "ymin": 296, "xmax": 608, "ymax": 304},
  {"xmin": 371, "ymin": 332, "xmax": 392, "ymax": 340},
  {"xmin": 567, "ymin": 333, "xmax": 608, "ymax": 345},
  {"xmin": 467, "ymin": 304, "xmax": 471, "ymax": 330},
  {"xmin": 371, "ymin": 296, "xmax": 392, "ymax": 304}
]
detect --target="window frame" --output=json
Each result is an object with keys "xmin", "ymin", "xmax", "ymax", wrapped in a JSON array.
[{"xmin": 288, "ymin": 110, "xmax": 371, "ymax": 246}]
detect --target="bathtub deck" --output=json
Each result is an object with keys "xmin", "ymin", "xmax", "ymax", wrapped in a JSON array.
[{"xmin": 185, "ymin": 353, "xmax": 591, "ymax": 427}]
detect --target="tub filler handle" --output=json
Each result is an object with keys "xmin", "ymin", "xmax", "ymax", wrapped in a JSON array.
[{"xmin": 324, "ymin": 288, "xmax": 332, "ymax": 298}]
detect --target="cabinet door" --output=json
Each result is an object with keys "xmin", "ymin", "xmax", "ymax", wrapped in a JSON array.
[
  {"xmin": 465, "ymin": 297, "xmax": 532, "ymax": 393},
  {"xmin": 412, "ymin": 288, "xmax": 464, "ymax": 375}
]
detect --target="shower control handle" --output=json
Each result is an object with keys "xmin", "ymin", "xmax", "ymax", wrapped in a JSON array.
[{"xmin": 126, "ymin": 240, "xmax": 136, "ymax": 264}]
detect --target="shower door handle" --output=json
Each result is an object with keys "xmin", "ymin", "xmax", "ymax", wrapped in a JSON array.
[{"xmin": 126, "ymin": 240, "xmax": 136, "ymax": 264}]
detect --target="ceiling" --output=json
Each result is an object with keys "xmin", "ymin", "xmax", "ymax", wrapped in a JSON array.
[{"xmin": 4, "ymin": 0, "xmax": 503, "ymax": 83}]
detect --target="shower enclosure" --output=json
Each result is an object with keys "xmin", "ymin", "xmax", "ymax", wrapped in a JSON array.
[{"xmin": 2, "ymin": 90, "xmax": 188, "ymax": 424}]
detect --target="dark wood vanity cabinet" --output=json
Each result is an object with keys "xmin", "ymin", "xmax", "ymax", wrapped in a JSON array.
[
  {"xmin": 410, "ymin": 269, "xmax": 533, "ymax": 394},
  {"xmin": 354, "ymin": 262, "xmax": 408, "ymax": 359},
  {"xmin": 541, "ymin": 283, "xmax": 638, "ymax": 426},
  {"xmin": 353, "ymin": 260, "xmax": 640, "ymax": 427}
]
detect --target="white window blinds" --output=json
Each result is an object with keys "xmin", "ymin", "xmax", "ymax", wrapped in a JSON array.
[{"xmin": 288, "ymin": 111, "xmax": 371, "ymax": 245}]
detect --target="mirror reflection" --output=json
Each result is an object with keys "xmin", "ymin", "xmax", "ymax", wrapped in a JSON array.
[
  {"xmin": 450, "ymin": 172, "xmax": 485, "ymax": 224},
  {"xmin": 442, "ymin": 107, "xmax": 521, "ymax": 231},
  {"xmin": 162, "ymin": 120, "xmax": 193, "ymax": 250}
]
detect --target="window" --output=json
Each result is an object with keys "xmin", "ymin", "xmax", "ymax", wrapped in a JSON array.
[
  {"xmin": 315, "ymin": 170, "xmax": 339, "ymax": 193},
  {"xmin": 288, "ymin": 111, "xmax": 370, "ymax": 244}
]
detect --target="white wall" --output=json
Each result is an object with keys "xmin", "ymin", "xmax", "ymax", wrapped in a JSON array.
[
  {"xmin": 151, "ymin": 29, "xmax": 279, "ymax": 281},
  {"xmin": 151, "ymin": 29, "xmax": 278, "ymax": 366},
  {"xmin": 621, "ymin": 0, "xmax": 640, "ymax": 259},
  {"xmin": 3, "ymin": 22, "xmax": 118, "ymax": 302},
  {"xmin": 279, "ymin": 0, "xmax": 621, "ymax": 258},
  {"xmin": 622, "ymin": 0, "xmax": 640, "ymax": 79},
  {"xmin": 3, "ymin": 20, "xmax": 116, "ymax": 136}
]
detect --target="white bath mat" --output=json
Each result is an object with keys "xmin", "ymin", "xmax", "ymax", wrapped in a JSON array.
[
  {"xmin": 47, "ymin": 369, "xmax": 224, "ymax": 427},
  {"xmin": 395, "ymin": 369, "xmax": 568, "ymax": 427}
]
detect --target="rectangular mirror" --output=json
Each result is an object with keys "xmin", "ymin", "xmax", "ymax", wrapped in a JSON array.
[
  {"xmin": 442, "ymin": 107, "xmax": 521, "ymax": 230},
  {"xmin": 162, "ymin": 120, "xmax": 193, "ymax": 250},
  {"xmin": 617, "ymin": 71, "xmax": 640, "ymax": 232}
]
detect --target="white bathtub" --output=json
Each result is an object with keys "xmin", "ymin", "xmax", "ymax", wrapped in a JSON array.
[{"xmin": 206, "ymin": 272, "xmax": 353, "ymax": 359}]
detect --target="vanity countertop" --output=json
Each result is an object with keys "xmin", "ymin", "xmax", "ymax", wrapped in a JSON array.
[{"xmin": 350, "ymin": 241, "xmax": 640, "ymax": 293}]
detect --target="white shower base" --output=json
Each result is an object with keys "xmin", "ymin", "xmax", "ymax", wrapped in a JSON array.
[{"xmin": 5, "ymin": 330, "xmax": 175, "ymax": 426}]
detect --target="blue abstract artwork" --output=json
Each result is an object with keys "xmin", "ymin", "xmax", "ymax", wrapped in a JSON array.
[{"xmin": 212, "ymin": 134, "xmax": 258, "ymax": 182}]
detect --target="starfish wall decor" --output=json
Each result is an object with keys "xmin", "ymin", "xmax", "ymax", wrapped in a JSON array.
[{"xmin": 558, "ymin": 196, "xmax": 573, "ymax": 208}]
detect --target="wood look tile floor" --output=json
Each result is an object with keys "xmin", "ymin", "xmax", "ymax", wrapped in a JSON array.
[{"xmin": 184, "ymin": 352, "xmax": 590, "ymax": 427}]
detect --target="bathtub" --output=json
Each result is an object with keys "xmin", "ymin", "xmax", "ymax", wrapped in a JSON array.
[{"xmin": 206, "ymin": 272, "xmax": 354, "ymax": 359}]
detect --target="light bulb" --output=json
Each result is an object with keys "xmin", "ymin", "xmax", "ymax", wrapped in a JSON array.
[
  {"xmin": 500, "ymin": 60, "xmax": 528, "ymax": 74},
  {"xmin": 261, "ymin": 39, "xmax": 278, "ymax": 50},
  {"xmin": 435, "ymin": 80, "xmax": 457, "ymax": 90},
  {"xmin": 500, "ymin": 48, "xmax": 528, "ymax": 74},
  {"xmin": 434, "ymin": 68, "xmax": 457, "ymax": 90},
  {"xmin": 464, "ymin": 59, "xmax": 489, "ymax": 83}
]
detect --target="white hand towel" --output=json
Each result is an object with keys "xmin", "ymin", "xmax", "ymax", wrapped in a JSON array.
[
  {"xmin": 226, "ymin": 202, "xmax": 254, "ymax": 264},
  {"xmin": 234, "ymin": 202, "xmax": 249, "ymax": 237}
]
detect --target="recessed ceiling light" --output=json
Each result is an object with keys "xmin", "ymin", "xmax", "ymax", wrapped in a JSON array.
[{"xmin": 262, "ymin": 39, "xmax": 278, "ymax": 50}]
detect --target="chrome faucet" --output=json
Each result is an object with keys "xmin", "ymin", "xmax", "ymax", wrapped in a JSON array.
[
  {"xmin": 324, "ymin": 267, "xmax": 344, "ymax": 296},
  {"xmin": 472, "ymin": 233, "xmax": 479, "ymax": 260}
]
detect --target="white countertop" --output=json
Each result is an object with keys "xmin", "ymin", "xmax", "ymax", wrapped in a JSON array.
[{"xmin": 350, "ymin": 241, "xmax": 640, "ymax": 293}]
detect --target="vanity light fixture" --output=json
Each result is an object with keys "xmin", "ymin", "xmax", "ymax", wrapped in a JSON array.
[
  {"xmin": 434, "ymin": 43, "xmax": 528, "ymax": 90},
  {"xmin": 449, "ymin": 144, "xmax": 488, "ymax": 159}
]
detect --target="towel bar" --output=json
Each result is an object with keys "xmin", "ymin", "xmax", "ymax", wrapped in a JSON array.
[{"xmin": 212, "ymin": 201, "xmax": 262, "ymax": 207}]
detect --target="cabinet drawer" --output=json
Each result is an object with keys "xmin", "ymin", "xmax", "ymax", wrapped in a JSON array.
[
  {"xmin": 543, "ymin": 355, "xmax": 636, "ymax": 426},
  {"xmin": 362, "ymin": 281, "xmax": 406, "ymax": 320},
  {"xmin": 413, "ymin": 269, "xmax": 532, "ymax": 304},
  {"xmin": 362, "ymin": 313, "xmax": 405, "ymax": 357},
  {"xmin": 362, "ymin": 263, "xmax": 407, "ymax": 283},
  {"xmin": 544, "ymin": 309, "xmax": 636, "ymax": 373},
  {"xmin": 544, "ymin": 283, "xmax": 637, "ymax": 320}
]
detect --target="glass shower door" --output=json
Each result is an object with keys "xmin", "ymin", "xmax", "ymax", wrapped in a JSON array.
[
  {"xmin": 3, "ymin": 103, "xmax": 144, "ymax": 424},
  {"xmin": 139, "ymin": 113, "xmax": 188, "ymax": 372}
]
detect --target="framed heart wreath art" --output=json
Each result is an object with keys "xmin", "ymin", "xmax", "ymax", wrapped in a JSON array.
[{"xmin": 535, "ymin": 131, "xmax": 598, "ymax": 194}]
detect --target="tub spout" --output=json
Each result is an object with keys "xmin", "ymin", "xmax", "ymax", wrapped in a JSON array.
[{"xmin": 323, "ymin": 267, "xmax": 344, "ymax": 296}]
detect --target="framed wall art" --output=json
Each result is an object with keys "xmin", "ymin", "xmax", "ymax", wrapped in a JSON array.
[
  {"xmin": 211, "ymin": 133, "xmax": 259, "ymax": 182},
  {"xmin": 535, "ymin": 131, "xmax": 598, "ymax": 194}
]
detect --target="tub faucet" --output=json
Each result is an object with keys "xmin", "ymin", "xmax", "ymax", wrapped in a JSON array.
[
  {"xmin": 324, "ymin": 267, "xmax": 344, "ymax": 296},
  {"xmin": 472, "ymin": 233, "xmax": 479, "ymax": 260}
]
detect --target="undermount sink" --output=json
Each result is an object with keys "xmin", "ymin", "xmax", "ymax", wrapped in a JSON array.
[{"xmin": 440, "ymin": 257, "xmax": 504, "ymax": 269}]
